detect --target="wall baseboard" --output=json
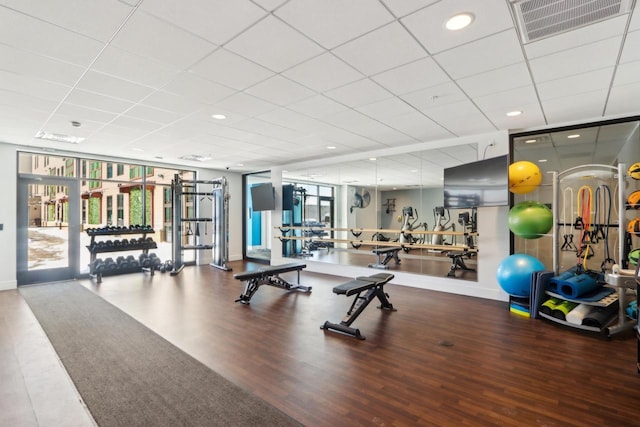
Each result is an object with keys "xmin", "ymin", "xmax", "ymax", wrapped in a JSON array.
[{"xmin": 0, "ymin": 280, "xmax": 18, "ymax": 291}]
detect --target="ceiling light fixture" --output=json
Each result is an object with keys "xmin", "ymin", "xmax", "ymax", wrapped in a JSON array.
[
  {"xmin": 369, "ymin": 157, "xmax": 377, "ymax": 161},
  {"xmin": 179, "ymin": 154, "xmax": 211, "ymax": 162},
  {"xmin": 445, "ymin": 13, "xmax": 474, "ymax": 31},
  {"xmin": 35, "ymin": 131, "xmax": 84, "ymax": 144},
  {"xmin": 567, "ymin": 134, "xmax": 580, "ymax": 139},
  {"xmin": 327, "ymin": 146, "xmax": 336, "ymax": 150},
  {"xmin": 211, "ymin": 114, "xmax": 226, "ymax": 120},
  {"xmin": 538, "ymin": 159, "xmax": 548, "ymax": 162},
  {"xmin": 506, "ymin": 110, "xmax": 522, "ymax": 117},
  {"xmin": 525, "ymin": 139, "xmax": 536, "ymax": 143}
]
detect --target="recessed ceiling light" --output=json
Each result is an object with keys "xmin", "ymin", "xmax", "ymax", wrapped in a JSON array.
[
  {"xmin": 211, "ymin": 114, "xmax": 226, "ymax": 120},
  {"xmin": 236, "ymin": 163, "xmax": 244, "ymax": 167},
  {"xmin": 538, "ymin": 159, "xmax": 548, "ymax": 163},
  {"xmin": 411, "ymin": 169, "xmax": 418, "ymax": 173},
  {"xmin": 327, "ymin": 146, "xmax": 336, "ymax": 150},
  {"xmin": 369, "ymin": 157, "xmax": 376, "ymax": 161},
  {"xmin": 35, "ymin": 131, "xmax": 84, "ymax": 144},
  {"xmin": 445, "ymin": 13, "xmax": 474, "ymax": 30},
  {"xmin": 179, "ymin": 154, "xmax": 211, "ymax": 162},
  {"xmin": 567, "ymin": 134, "xmax": 580, "ymax": 139},
  {"xmin": 506, "ymin": 110, "xmax": 522, "ymax": 117},
  {"xmin": 525, "ymin": 139, "xmax": 536, "ymax": 143}
]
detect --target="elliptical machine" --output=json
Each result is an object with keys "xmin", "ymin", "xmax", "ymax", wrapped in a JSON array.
[
  {"xmin": 431, "ymin": 206, "xmax": 455, "ymax": 246},
  {"xmin": 398, "ymin": 206, "xmax": 428, "ymax": 251}
]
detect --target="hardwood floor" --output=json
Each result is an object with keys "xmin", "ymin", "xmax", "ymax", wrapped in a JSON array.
[{"xmin": 77, "ymin": 261, "xmax": 638, "ymax": 427}]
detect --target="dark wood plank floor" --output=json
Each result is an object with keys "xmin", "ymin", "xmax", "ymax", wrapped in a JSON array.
[{"xmin": 82, "ymin": 261, "xmax": 638, "ymax": 426}]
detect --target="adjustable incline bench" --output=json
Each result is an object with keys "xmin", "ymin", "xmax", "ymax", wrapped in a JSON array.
[
  {"xmin": 321, "ymin": 272, "xmax": 396, "ymax": 340},
  {"xmin": 369, "ymin": 247, "xmax": 401, "ymax": 269},
  {"xmin": 234, "ymin": 263, "xmax": 310, "ymax": 304}
]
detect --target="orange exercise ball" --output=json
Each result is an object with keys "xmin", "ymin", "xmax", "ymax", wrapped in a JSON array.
[{"xmin": 509, "ymin": 161, "xmax": 542, "ymax": 194}]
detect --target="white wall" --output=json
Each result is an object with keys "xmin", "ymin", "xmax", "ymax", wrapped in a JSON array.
[{"xmin": 0, "ymin": 144, "xmax": 17, "ymax": 290}]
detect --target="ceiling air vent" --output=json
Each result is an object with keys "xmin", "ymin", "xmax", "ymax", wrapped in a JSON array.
[{"xmin": 511, "ymin": 0, "xmax": 634, "ymax": 43}]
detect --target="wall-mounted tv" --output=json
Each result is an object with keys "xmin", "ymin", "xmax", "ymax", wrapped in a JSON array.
[
  {"xmin": 250, "ymin": 182, "xmax": 275, "ymax": 211},
  {"xmin": 443, "ymin": 155, "xmax": 509, "ymax": 209}
]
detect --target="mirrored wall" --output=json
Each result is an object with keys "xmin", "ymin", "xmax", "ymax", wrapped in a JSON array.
[{"xmin": 279, "ymin": 143, "xmax": 482, "ymax": 281}]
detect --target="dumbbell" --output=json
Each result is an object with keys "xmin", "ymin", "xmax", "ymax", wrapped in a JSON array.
[
  {"xmin": 162, "ymin": 260, "xmax": 174, "ymax": 273},
  {"xmin": 93, "ymin": 258, "xmax": 105, "ymax": 274},
  {"xmin": 104, "ymin": 257, "xmax": 117, "ymax": 271},
  {"xmin": 139, "ymin": 253, "xmax": 151, "ymax": 268}
]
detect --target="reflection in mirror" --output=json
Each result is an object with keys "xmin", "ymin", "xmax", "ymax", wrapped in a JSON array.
[
  {"xmin": 245, "ymin": 171, "xmax": 272, "ymax": 262},
  {"xmin": 281, "ymin": 143, "xmax": 482, "ymax": 281}
]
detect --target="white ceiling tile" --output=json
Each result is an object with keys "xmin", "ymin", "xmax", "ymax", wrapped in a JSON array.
[
  {"xmin": 0, "ymin": 70, "xmax": 70, "ymax": 102},
  {"xmin": 142, "ymin": 90, "xmax": 203, "ymax": 115},
  {"xmin": 356, "ymin": 97, "xmax": 416, "ymax": 120},
  {"xmin": 245, "ymin": 75, "xmax": 316, "ymax": 106},
  {"xmin": 92, "ymin": 46, "xmax": 181, "ymax": 88},
  {"xmin": 225, "ymin": 15, "xmax": 324, "ymax": 72},
  {"xmin": 189, "ymin": 48, "xmax": 274, "ymax": 91},
  {"xmin": 473, "ymin": 86, "xmax": 539, "ymax": 114},
  {"xmin": 524, "ymin": 15, "xmax": 629, "ymax": 59},
  {"xmin": 56, "ymin": 103, "xmax": 118, "ymax": 124},
  {"xmin": 44, "ymin": 115, "xmax": 104, "ymax": 136},
  {"xmin": 536, "ymin": 68, "xmax": 615, "ymax": 101},
  {"xmin": 484, "ymin": 102, "xmax": 545, "ymax": 131},
  {"xmin": 0, "ymin": 89, "xmax": 58, "ymax": 113},
  {"xmin": 275, "ymin": 0, "xmax": 394, "ymax": 49},
  {"xmin": 0, "ymin": 0, "xmax": 133, "ymax": 41},
  {"xmin": 380, "ymin": 110, "xmax": 451, "ymax": 140},
  {"xmin": 110, "ymin": 116, "xmax": 163, "ymax": 133},
  {"xmin": 112, "ymin": 11, "xmax": 216, "ymax": 69},
  {"xmin": 402, "ymin": 0, "xmax": 513, "ymax": 54},
  {"xmin": 252, "ymin": 0, "xmax": 288, "ymax": 12},
  {"xmin": 457, "ymin": 62, "xmax": 533, "ymax": 98},
  {"xmin": 605, "ymin": 81, "xmax": 640, "ymax": 116},
  {"xmin": 529, "ymin": 36, "xmax": 623, "ymax": 83},
  {"xmin": 420, "ymin": 100, "xmax": 496, "ymax": 136},
  {"xmin": 332, "ymin": 22, "xmax": 427, "ymax": 76},
  {"xmin": 630, "ymin": 6, "xmax": 640, "ymax": 31},
  {"xmin": 380, "ymin": 0, "xmax": 438, "ymax": 18},
  {"xmin": 65, "ymin": 89, "xmax": 135, "ymax": 114},
  {"xmin": 401, "ymin": 81, "xmax": 468, "ymax": 110},
  {"xmin": 0, "ymin": 7, "xmax": 105, "ymax": 66},
  {"xmin": 213, "ymin": 92, "xmax": 278, "ymax": 117},
  {"xmin": 230, "ymin": 118, "xmax": 304, "ymax": 141},
  {"xmin": 77, "ymin": 71, "xmax": 155, "ymax": 103},
  {"xmin": 371, "ymin": 57, "xmax": 451, "ymax": 95},
  {"xmin": 0, "ymin": 44, "xmax": 85, "ymax": 86},
  {"xmin": 542, "ymin": 90, "xmax": 609, "ymax": 124},
  {"xmin": 256, "ymin": 108, "xmax": 333, "ymax": 134},
  {"xmin": 613, "ymin": 60, "xmax": 640, "ymax": 86},
  {"xmin": 620, "ymin": 29, "xmax": 640, "ymax": 64},
  {"xmin": 162, "ymin": 72, "xmax": 236, "ymax": 105},
  {"xmin": 140, "ymin": 0, "xmax": 266, "ymax": 45},
  {"xmin": 125, "ymin": 104, "xmax": 183, "ymax": 124},
  {"xmin": 282, "ymin": 53, "xmax": 363, "ymax": 93},
  {"xmin": 434, "ymin": 30, "xmax": 525, "ymax": 80},
  {"xmin": 286, "ymin": 95, "xmax": 349, "ymax": 119},
  {"xmin": 325, "ymin": 79, "xmax": 392, "ymax": 108}
]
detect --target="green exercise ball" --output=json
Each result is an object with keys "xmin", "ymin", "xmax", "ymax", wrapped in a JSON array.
[{"xmin": 508, "ymin": 201, "xmax": 553, "ymax": 239}]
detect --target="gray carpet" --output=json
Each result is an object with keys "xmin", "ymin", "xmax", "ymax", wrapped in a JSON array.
[{"xmin": 20, "ymin": 282, "xmax": 303, "ymax": 427}]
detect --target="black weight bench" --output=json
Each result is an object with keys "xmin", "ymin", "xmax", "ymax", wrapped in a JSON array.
[
  {"xmin": 321, "ymin": 273, "xmax": 396, "ymax": 340},
  {"xmin": 447, "ymin": 251, "xmax": 475, "ymax": 277},
  {"xmin": 234, "ymin": 263, "xmax": 310, "ymax": 304},
  {"xmin": 368, "ymin": 247, "xmax": 401, "ymax": 269}
]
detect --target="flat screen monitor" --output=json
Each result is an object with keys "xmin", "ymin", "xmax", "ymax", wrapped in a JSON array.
[
  {"xmin": 443, "ymin": 155, "xmax": 509, "ymax": 209},
  {"xmin": 250, "ymin": 183, "xmax": 275, "ymax": 211}
]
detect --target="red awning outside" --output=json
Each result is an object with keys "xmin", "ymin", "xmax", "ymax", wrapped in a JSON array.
[{"xmin": 118, "ymin": 182, "xmax": 155, "ymax": 194}]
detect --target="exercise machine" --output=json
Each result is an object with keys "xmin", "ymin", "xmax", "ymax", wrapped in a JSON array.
[
  {"xmin": 447, "ymin": 209, "xmax": 477, "ymax": 277},
  {"xmin": 368, "ymin": 247, "xmax": 401, "ymax": 269},
  {"xmin": 431, "ymin": 206, "xmax": 455, "ymax": 246},
  {"xmin": 234, "ymin": 263, "xmax": 310, "ymax": 304},
  {"xmin": 398, "ymin": 206, "xmax": 428, "ymax": 251},
  {"xmin": 321, "ymin": 273, "xmax": 396, "ymax": 340}
]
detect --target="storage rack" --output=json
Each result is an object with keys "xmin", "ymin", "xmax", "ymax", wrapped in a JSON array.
[
  {"xmin": 86, "ymin": 225, "xmax": 157, "ymax": 284},
  {"xmin": 170, "ymin": 174, "xmax": 230, "ymax": 275}
]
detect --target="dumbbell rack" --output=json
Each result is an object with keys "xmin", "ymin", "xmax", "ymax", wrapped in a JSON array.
[{"xmin": 86, "ymin": 226, "xmax": 157, "ymax": 283}]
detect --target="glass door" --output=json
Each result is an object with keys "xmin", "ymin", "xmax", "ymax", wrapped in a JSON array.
[{"xmin": 17, "ymin": 175, "xmax": 80, "ymax": 285}]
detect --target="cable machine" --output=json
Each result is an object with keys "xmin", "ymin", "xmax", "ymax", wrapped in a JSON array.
[{"xmin": 170, "ymin": 173, "xmax": 231, "ymax": 275}]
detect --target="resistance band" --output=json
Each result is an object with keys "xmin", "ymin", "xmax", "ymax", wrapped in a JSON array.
[
  {"xmin": 562, "ymin": 187, "xmax": 576, "ymax": 251},
  {"xmin": 594, "ymin": 185, "xmax": 615, "ymax": 270},
  {"xmin": 576, "ymin": 186, "xmax": 593, "ymax": 269}
]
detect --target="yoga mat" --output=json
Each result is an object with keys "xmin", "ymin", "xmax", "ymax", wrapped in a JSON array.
[
  {"xmin": 565, "ymin": 303, "xmax": 591, "ymax": 325},
  {"xmin": 551, "ymin": 300, "xmax": 578, "ymax": 321},
  {"xmin": 532, "ymin": 272, "xmax": 554, "ymax": 319},
  {"xmin": 582, "ymin": 301, "xmax": 620, "ymax": 328},
  {"xmin": 555, "ymin": 273, "xmax": 601, "ymax": 299}
]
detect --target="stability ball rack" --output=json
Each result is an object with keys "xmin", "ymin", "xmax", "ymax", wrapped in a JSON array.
[{"xmin": 170, "ymin": 173, "xmax": 231, "ymax": 275}]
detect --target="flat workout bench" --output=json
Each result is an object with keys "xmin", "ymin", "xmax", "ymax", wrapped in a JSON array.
[
  {"xmin": 234, "ymin": 263, "xmax": 310, "ymax": 304},
  {"xmin": 368, "ymin": 247, "xmax": 401, "ymax": 269},
  {"xmin": 321, "ymin": 272, "xmax": 396, "ymax": 340}
]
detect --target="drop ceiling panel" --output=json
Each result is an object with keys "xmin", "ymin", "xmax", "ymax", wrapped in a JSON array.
[
  {"xmin": 401, "ymin": 0, "xmax": 514, "ymax": 54},
  {"xmin": 619, "ymin": 29, "xmax": 640, "ymax": 63},
  {"xmin": 282, "ymin": 53, "xmax": 363, "ymax": 93},
  {"xmin": 125, "ymin": 104, "xmax": 183, "ymax": 124},
  {"xmin": 356, "ymin": 97, "xmax": 417, "ymax": 120},
  {"xmin": 275, "ymin": 0, "xmax": 394, "ymax": 49},
  {"xmin": 0, "ymin": 70, "xmax": 70, "ymax": 102},
  {"xmin": 189, "ymin": 48, "xmax": 275, "ymax": 91},
  {"xmin": 473, "ymin": 85, "xmax": 539, "ymax": 114},
  {"xmin": 529, "ymin": 36, "xmax": 623, "ymax": 83},
  {"xmin": 287, "ymin": 95, "xmax": 349, "ymax": 119},
  {"xmin": 401, "ymin": 81, "xmax": 468, "ymax": 111},
  {"xmin": 332, "ymin": 22, "xmax": 427, "ymax": 76},
  {"xmin": 245, "ymin": 75, "xmax": 316, "ymax": 106},
  {"xmin": 142, "ymin": 90, "xmax": 203, "ymax": 115},
  {"xmin": 212, "ymin": 92, "xmax": 278, "ymax": 117},
  {"xmin": 161, "ymin": 72, "xmax": 236, "ymax": 105},
  {"xmin": 381, "ymin": 0, "xmax": 439, "ymax": 18},
  {"xmin": 56, "ymin": 103, "xmax": 118, "ymax": 124},
  {"xmin": 0, "ymin": 8, "xmax": 105, "ymax": 66},
  {"xmin": 0, "ymin": 0, "xmax": 134, "ymax": 41},
  {"xmin": 92, "ymin": 47, "xmax": 181, "ymax": 88},
  {"xmin": 542, "ymin": 90, "xmax": 609, "ymax": 124},
  {"xmin": 224, "ymin": 15, "xmax": 324, "ymax": 72},
  {"xmin": 485, "ymin": 102, "xmax": 545, "ymax": 131},
  {"xmin": 524, "ymin": 15, "xmax": 629, "ymax": 59},
  {"xmin": 379, "ymin": 111, "xmax": 452, "ymax": 140},
  {"xmin": 536, "ymin": 67, "xmax": 615, "ymax": 101},
  {"xmin": 111, "ymin": 12, "xmax": 216, "ymax": 69},
  {"xmin": 0, "ymin": 44, "xmax": 85, "ymax": 86},
  {"xmin": 325, "ymin": 79, "xmax": 392, "ymax": 108},
  {"xmin": 457, "ymin": 62, "xmax": 533, "ymax": 98},
  {"xmin": 421, "ymin": 100, "xmax": 497, "ymax": 136},
  {"xmin": 612, "ymin": 59, "xmax": 640, "ymax": 86},
  {"xmin": 371, "ymin": 57, "xmax": 451, "ymax": 95},
  {"xmin": 252, "ymin": 0, "xmax": 288, "ymax": 12},
  {"xmin": 110, "ymin": 116, "xmax": 163, "ymax": 134},
  {"xmin": 77, "ymin": 71, "xmax": 155, "ymax": 103},
  {"xmin": 256, "ymin": 108, "xmax": 334, "ymax": 134},
  {"xmin": 0, "ymin": 89, "xmax": 58, "ymax": 113},
  {"xmin": 229, "ymin": 118, "xmax": 305, "ymax": 141},
  {"xmin": 630, "ymin": 6, "xmax": 640, "ymax": 30},
  {"xmin": 140, "ymin": 0, "xmax": 266, "ymax": 45},
  {"xmin": 605, "ymin": 81, "xmax": 640, "ymax": 116},
  {"xmin": 434, "ymin": 30, "xmax": 525, "ymax": 80}
]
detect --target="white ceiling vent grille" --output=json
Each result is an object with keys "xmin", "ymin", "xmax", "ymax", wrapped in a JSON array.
[{"xmin": 511, "ymin": 0, "xmax": 634, "ymax": 43}]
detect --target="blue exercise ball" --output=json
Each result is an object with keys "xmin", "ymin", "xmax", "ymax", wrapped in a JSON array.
[{"xmin": 496, "ymin": 254, "xmax": 545, "ymax": 297}]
